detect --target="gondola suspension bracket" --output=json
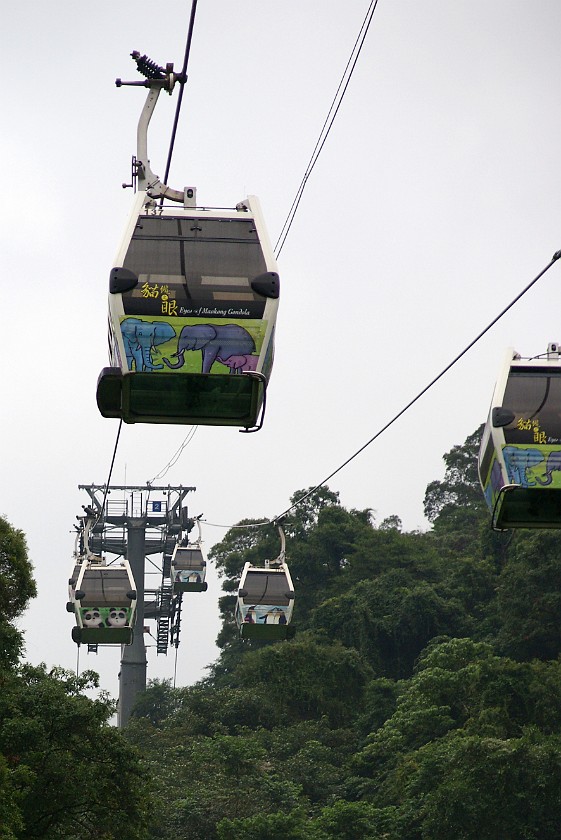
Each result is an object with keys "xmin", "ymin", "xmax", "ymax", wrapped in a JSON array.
[{"xmin": 116, "ymin": 51, "xmax": 188, "ymax": 203}]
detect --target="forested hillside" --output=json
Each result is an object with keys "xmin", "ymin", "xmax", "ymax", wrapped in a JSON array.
[{"xmin": 2, "ymin": 427, "xmax": 561, "ymax": 838}]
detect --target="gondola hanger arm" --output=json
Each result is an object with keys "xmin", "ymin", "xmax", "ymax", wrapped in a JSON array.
[
  {"xmin": 116, "ymin": 52, "xmax": 187, "ymax": 203},
  {"xmin": 266, "ymin": 520, "xmax": 286, "ymax": 568}
]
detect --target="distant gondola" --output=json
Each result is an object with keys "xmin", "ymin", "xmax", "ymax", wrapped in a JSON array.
[
  {"xmin": 478, "ymin": 343, "xmax": 561, "ymax": 528},
  {"xmin": 96, "ymin": 55, "xmax": 279, "ymax": 431},
  {"xmin": 171, "ymin": 537, "xmax": 207, "ymax": 593},
  {"xmin": 235, "ymin": 524, "xmax": 295, "ymax": 640},
  {"xmin": 70, "ymin": 557, "xmax": 137, "ymax": 645}
]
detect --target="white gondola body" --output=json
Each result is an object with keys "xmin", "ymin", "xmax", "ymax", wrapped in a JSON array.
[
  {"xmin": 72, "ymin": 557, "xmax": 137, "ymax": 644},
  {"xmin": 236, "ymin": 561, "xmax": 295, "ymax": 640},
  {"xmin": 478, "ymin": 346, "xmax": 561, "ymax": 528},
  {"xmin": 67, "ymin": 559, "xmax": 83, "ymax": 606},
  {"xmin": 97, "ymin": 192, "xmax": 279, "ymax": 430},
  {"xmin": 171, "ymin": 541, "xmax": 208, "ymax": 592}
]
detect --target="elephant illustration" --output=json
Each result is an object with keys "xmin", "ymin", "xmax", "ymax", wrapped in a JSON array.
[
  {"xmin": 121, "ymin": 318, "xmax": 176, "ymax": 372},
  {"xmin": 163, "ymin": 323, "xmax": 255, "ymax": 374},
  {"xmin": 535, "ymin": 450, "xmax": 561, "ymax": 486},
  {"xmin": 502, "ymin": 446, "xmax": 545, "ymax": 487},
  {"xmin": 217, "ymin": 354, "xmax": 259, "ymax": 374}
]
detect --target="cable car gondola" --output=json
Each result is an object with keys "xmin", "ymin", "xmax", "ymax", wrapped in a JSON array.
[
  {"xmin": 235, "ymin": 525, "xmax": 295, "ymax": 640},
  {"xmin": 71, "ymin": 557, "xmax": 137, "ymax": 645},
  {"xmin": 66, "ymin": 513, "xmax": 135, "ymax": 644},
  {"xmin": 171, "ymin": 520, "xmax": 207, "ymax": 592},
  {"xmin": 96, "ymin": 54, "xmax": 279, "ymax": 432},
  {"xmin": 478, "ymin": 343, "xmax": 561, "ymax": 529}
]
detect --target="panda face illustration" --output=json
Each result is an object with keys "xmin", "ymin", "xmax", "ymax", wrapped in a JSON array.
[
  {"xmin": 83, "ymin": 609, "xmax": 104, "ymax": 628},
  {"xmin": 107, "ymin": 608, "xmax": 128, "ymax": 628}
]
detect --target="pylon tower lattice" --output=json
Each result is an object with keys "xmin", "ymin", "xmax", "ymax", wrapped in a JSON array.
[{"xmin": 76, "ymin": 483, "xmax": 195, "ymax": 727}]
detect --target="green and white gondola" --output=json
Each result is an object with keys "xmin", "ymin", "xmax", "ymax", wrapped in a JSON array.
[
  {"xmin": 236, "ymin": 561, "xmax": 295, "ymax": 640},
  {"xmin": 171, "ymin": 540, "xmax": 207, "ymax": 593},
  {"xmin": 71, "ymin": 558, "xmax": 137, "ymax": 645},
  {"xmin": 478, "ymin": 343, "xmax": 561, "ymax": 529}
]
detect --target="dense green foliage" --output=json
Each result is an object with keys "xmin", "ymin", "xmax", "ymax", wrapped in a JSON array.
[
  {"xmin": 122, "ymin": 426, "xmax": 561, "ymax": 838},
  {"xmin": 5, "ymin": 424, "xmax": 561, "ymax": 837},
  {"xmin": 0, "ymin": 519, "xmax": 36, "ymax": 670},
  {"xmin": 0, "ymin": 515, "xmax": 151, "ymax": 839}
]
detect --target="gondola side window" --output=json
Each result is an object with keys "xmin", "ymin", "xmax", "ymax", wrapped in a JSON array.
[{"xmin": 480, "ymin": 434, "xmax": 496, "ymax": 485}]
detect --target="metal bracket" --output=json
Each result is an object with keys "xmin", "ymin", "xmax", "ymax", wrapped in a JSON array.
[
  {"xmin": 239, "ymin": 372, "xmax": 268, "ymax": 434},
  {"xmin": 265, "ymin": 522, "xmax": 286, "ymax": 569},
  {"xmin": 122, "ymin": 155, "xmax": 140, "ymax": 190},
  {"xmin": 491, "ymin": 483, "xmax": 520, "ymax": 531},
  {"xmin": 116, "ymin": 51, "xmax": 188, "ymax": 202}
]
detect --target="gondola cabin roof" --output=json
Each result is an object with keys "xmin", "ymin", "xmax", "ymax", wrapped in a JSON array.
[{"xmin": 478, "ymin": 344, "xmax": 561, "ymax": 529}]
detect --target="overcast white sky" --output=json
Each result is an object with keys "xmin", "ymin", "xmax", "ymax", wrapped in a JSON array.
[{"xmin": 3, "ymin": 1, "xmax": 561, "ymax": 700}]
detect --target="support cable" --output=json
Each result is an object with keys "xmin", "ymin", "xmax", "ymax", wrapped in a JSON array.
[
  {"xmin": 148, "ymin": 426, "xmax": 198, "ymax": 484},
  {"xmin": 98, "ymin": 420, "xmax": 123, "ymax": 521},
  {"xmin": 202, "ymin": 250, "xmax": 561, "ymax": 530},
  {"xmin": 173, "ymin": 646, "xmax": 179, "ymax": 689},
  {"xmin": 274, "ymin": 0, "xmax": 381, "ymax": 258},
  {"xmin": 101, "ymin": 0, "xmax": 363, "ymax": 495},
  {"xmin": 203, "ymin": 519, "xmax": 270, "ymax": 529},
  {"xmin": 273, "ymin": 251, "xmax": 561, "ymax": 521},
  {"xmin": 162, "ymin": 0, "xmax": 199, "ymax": 191}
]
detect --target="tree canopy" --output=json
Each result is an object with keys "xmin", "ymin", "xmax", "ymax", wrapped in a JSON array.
[
  {"xmin": 0, "ymin": 517, "xmax": 36, "ymax": 669},
  {"xmin": 0, "ymin": 515, "xmax": 152, "ymax": 839},
  {"xmin": 7, "ymin": 426, "xmax": 561, "ymax": 838},
  {"xmin": 120, "ymin": 427, "xmax": 561, "ymax": 838}
]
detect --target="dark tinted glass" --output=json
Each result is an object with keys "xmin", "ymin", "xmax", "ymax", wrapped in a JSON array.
[
  {"xmin": 126, "ymin": 373, "xmax": 258, "ymax": 424},
  {"xmin": 503, "ymin": 368, "xmax": 561, "ymax": 444},
  {"xmin": 498, "ymin": 487, "xmax": 561, "ymax": 528},
  {"xmin": 123, "ymin": 216, "xmax": 267, "ymax": 304},
  {"xmin": 81, "ymin": 568, "xmax": 132, "ymax": 606},
  {"xmin": 243, "ymin": 570, "xmax": 292, "ymax": 605},
  {"xmin": 479, "ymin": 434, "xmax": 496, "ymax": 485},
  {"xmin": 173, "ymin": 548, "xmax": 204, "ymax": 571}
]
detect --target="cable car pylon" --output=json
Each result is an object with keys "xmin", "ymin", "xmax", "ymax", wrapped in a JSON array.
[{"xmin": 73, "ymin": 483, "xmax": 196, "ymax": 728}]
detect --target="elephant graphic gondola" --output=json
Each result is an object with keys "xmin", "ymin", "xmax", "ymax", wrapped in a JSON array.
[
  {"xmin": 162, "ymin": 323, "xmax": 256, "ymax": 374},
  {"xmin": 121, "ymin": 318, "xmax": 176, "ymax": 372}
]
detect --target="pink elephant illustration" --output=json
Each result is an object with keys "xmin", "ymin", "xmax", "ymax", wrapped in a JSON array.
[{"xmin": 217, "ymin": 354, "xmax": 259, "ymax": 374}]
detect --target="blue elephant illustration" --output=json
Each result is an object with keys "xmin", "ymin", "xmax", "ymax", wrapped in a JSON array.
[
  {"xmin": 121, "ymin": 318, "xmax": 176, "ymax": 372},
  {"xmin": 502, "ymin": 446, "xmax": 545, "ymax": 487},
  {"xmin": 163, "ymin": 323, "xmax": 255, "ymax": 374},
  {"xmin": 484, "ymin": 459, "xmax": 504, "ymax": 511},
  {"xmin": 534, "ymin": 450, "xmax": 561, "ymax": 486}
]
